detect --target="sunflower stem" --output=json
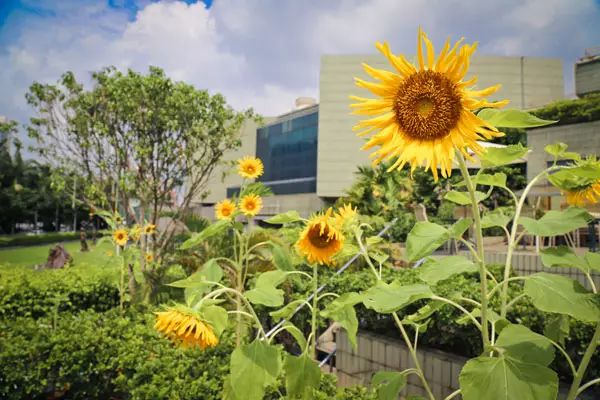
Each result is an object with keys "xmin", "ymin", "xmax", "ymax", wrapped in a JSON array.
[
  {"xmin": 567, "ymin": 322, "xmax": 600, "ymax": 400},
  {"xmin": 311, "ymin": 262, "xmax": 319, "ymax": 360},
  {"xmin": 456, "ymin": 151, "xmax": 491, "ymax": 350}
]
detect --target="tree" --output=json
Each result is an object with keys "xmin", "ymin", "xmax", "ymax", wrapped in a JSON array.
[{"xmin": 26, "ymin": 66, "xmax": 258, "ymax": 298}]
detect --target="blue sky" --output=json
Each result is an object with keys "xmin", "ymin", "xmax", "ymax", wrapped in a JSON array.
[{"xmin": 1, "ymin": 0, "xmax": 599, "ymax": 137}]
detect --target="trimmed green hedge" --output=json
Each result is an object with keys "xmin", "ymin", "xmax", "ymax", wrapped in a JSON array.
[
  {"xmin": 532, "ymin": 93, "xmax": 600, "ymax": 126},
  {"xmin": 0, "ymin": 309, "xmax": 376, "ymax": 400},
  {"xmin": 0, "ymin": 231, "xmax": 106, "ymax": 248},
  {"xmin": 0, "ymin": 266, "xmax": 119, "ymax": 319}
]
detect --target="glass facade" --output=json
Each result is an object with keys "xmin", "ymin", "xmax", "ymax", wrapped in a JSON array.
[{"xmin": 254, "ymin": 109, "xmax": 318, "ymax": 195}]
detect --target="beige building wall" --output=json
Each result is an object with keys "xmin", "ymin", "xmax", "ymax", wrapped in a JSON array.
[{"xmin": 317, "ymin": 54, "xmax": 564, "ymax": 197}]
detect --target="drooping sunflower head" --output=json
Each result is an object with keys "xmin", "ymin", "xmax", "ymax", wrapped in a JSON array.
[
  {"xmin": 113, "ymin": 229, "xmax": 128, "ymax": 247},
  {"xmin": 240, "ymin": 194, "xmax": 263, "ymax": 217},
  {"xmin": 296, "ymin": 208, "xmax": 344, "ymax": 266},
  {"xmin": 145, "ymin": 253, "xmax": 154, "ymax": 263},
  {"xmin": 334, "ymin": 203, "xmax": 358, "ymax": 228},
  {"xmin": 215, "ymin": 199, "xmax": 236, "ymax": 220},
  {"xmin": 154, "ymin": 306, "xmax": 219, "ymax": 349},
  {"xmin": 143, "ymin": 223, "xmax": 156, "ymax": 235},
  {"xmin": 130, "ymin": 225, "xmax": 142, "ymax": 242},
  {"xmin": 549, "ymin": 157, "xmax": 600, "ymax": 207},
  {"xmin": 351, "ymin": 28, "xmax": 508, "ymax": 180},
  {"xmin": 564, "ymin": 183, "xmax": 600, "ymax": 207},
  {"xmin": 237, "ymin": 156, "xmax": 264, "ymax": 179}
]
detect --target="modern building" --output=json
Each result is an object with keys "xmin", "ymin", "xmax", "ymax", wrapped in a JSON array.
[
  {"xmin": 575, "ymin": 47, "xmax": 600, "ymax": 97},
  {"xmin": 196, "ymin": 54, "xmax": 565, "ymax": 219}
]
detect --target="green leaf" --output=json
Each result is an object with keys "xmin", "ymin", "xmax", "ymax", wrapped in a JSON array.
[
  {"xmin": 229, "ymin": 340, "xmax": 282, "ymax": 400},
  {"xmin": 480, "ymin": 143, "xmax": 529, "ymax": 168},
  {"xmin": 284, "ymin": 353, "xmax": 321, "ymax": 400},
  {"xmin": 363, "ymin": 281, "xmax": 433, "ymax": 313},
  {"xmin": 540, "ymin": 246, "xmax": 589, "ymax": 273},
  {"xmin": 170, "ymin": 259, "xmax": 223, "ymax": 305},
  {"xmin": 269, "ymin": 242, "xmax": 293, "ymax": 271},
  {"xmin": 320, "ymin": 292, "xmax": 363, "ymax": 350},
  {"xmin": 478, "ymin": 108, "xmax": 557, "ymax": 128},
  {"xmin": 245, "ymin": 270, "xmax": 291, "ymax": 307},
  {"xmin": 280, "ymin": 322, "xmax": 307, "ymax": 351},
  {"xmin": 265, "ymin": 210, "xmax": 302, "ymax": 224},
  {"xmin": 544, "ymin": 314, "xmax": 570, "ymax": 347},
  {"xmin": 519, "ymin": 207, "xmax": 591, "ymax": 237},
  {"xmin": 524, "ymin": 272, "xmax": 600, "ymax": 322},
  {"xmin": 475, "ymin": 172, "xmax": 508, "ymax": 188},
  {"xmin": 495, "ymin": 324, "xmax": 554, "ymax": 366},
  {"xmin": 200, "ymin": 305, "xmax": 228, "ymax": 336},
  {"xmin": 459, "ymin": 355, "xmax": 558, "ymax": 400},
  {"xmin": 584, "ymin": 251, "xmax": 600, "ymax": 273},
  {"xmin": 406, "ymin": 222, "xmax": 449, "ymax": 262},
  {"xmin": 448, "ymin": 218, "xmax": 472, "ymax": 239},
  {"xmin": 444, "ymin": 190, "xmax": 488, "ymax": 205},
  {"xmin": 481, "ymin": 210, "xmax": 512, "ymax": 229},
  {"xmin": 180, "ymin": 219, "xmax": 229, "ymax": 250},
  {"xmin": 371, "ymin": 371, "xmax": 407, "ymax": 400},
  {"xmin": 418, "ymin": 255, "xmax": 477, "ymax": 285},
  {"xmin": 269, "ymin": 299, "xmax": 304, "ymax": 322}
]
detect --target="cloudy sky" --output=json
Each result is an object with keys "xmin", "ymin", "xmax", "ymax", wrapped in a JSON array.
[{"xmin": 1, "ymin": 0, "xmax": 599, "ymax": 136}]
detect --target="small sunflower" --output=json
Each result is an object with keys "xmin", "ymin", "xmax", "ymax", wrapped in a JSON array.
[
  {"xmin": 351, "ymin": 28, "xmax": 508, "ymax": 180},
  {"xmin": 240, "ymin": 194, "xmax": 263, "ymax": 217},
  {"xmin": 155, "ymin": 307, "xmax": 219, "ymax": 349},
  {"xmin": 114, "ymin": 215, "xmax": 123, "ymax": 225},
  {"xmin": 113, "ymin": 229, "xmax": 128, "ymax": 247},
  {"xmin": 143, "ymin": 223, "xmax": 156, "ymax": 235},
  {"xmin": 237, "ymin": 156, "xmax": 264, "ymax": 179},
  {"xmin": 145, "ymin": 253, "xmax": 154, "ymax": 263},
  {"xmin": 130, "ymin": 225, "xmax": 142, "ymax": 242},
  {"xmin": 334, "ymin": 203, "xmax": 358, "ymax": 228},
  {"xmin": 215, "ymin": 199, "xmax": 236, "ymax": 220},
  {"xmin": 296, "ymin": 209, "xmax": 344, "ymax": 265}
]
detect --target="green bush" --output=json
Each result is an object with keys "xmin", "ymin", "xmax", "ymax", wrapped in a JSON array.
[
  {"xmin": 532, "ymin": 93, "xmax": 600, "ymax": 126},
  {"xmin": 0, "ymin": 266, "xmax": 119, "ymax": 318},
  {"xmin": 0, "ymin": 308, "xmax": 376, "ymax": 400},
  {"xmin": 0, "ymin": 231, "xmax": 106, "ymax": 248}
]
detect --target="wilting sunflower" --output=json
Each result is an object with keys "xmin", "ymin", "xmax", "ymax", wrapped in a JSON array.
[
  {"xmin": 145, "ymin": 253, "xmax": 154, "ymax": 263},
  {"xmin": 143, "ymin": 223, "xmax": 156, "ymax": 235},
  {"xmin": 564, "ymin": 183, "xmax": 600, "ymax": 207},
  {"xmin": 351, "ymin": 28, "xmax": 508, "ymax": 180},
  {"xmin": 155, "ymin": 307, "xmax": 219, "ymax": 349},
  {"xmin": 215, "ymin": 199, "xmax": 236, "ymax": 220},
  {"xmin": 334, "ymin": 203, "xmax": 358, "ymax": 228},
  {"xmin": 130, "ymin": 225, "xmax": 142, "ymax": 242},
  {"xmin": 237, "ymin": 156, "xmax": 264, "ymax": 179},
  {"xmin": 240, "ymin": 194, "xmax": 263, "ymax": 217},
  {"xmin": 296, "ymin": 209, "xmax": 344, "ymax": 265},
  {"xmin": 113, "ymin": 229, "xmax": 128, "ymax": 247}
]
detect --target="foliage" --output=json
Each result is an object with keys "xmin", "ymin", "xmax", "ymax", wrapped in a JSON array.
[
  {"xmin": 532, "ymin": 93, "xmax": 600, "ymax": 126},
  {"xmin": 0, "ymin": 231, "xmax": 106, "ymax": 248}
]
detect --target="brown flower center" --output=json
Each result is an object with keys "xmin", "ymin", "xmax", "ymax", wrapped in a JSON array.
[
  {"xmin": 245, "ymin": 201, "xmax": 255, "ymax": 210},
  {"xmin": 393, "ymin": 70, "xmax": 462, "ymax": 140},
  {"xmin": 308, "ymin": 225, "xmax": 334, "ymax": 249},
  {"xmin": 222, "ymin": 207, "xmax": 232, "ymax": 216},
  {"xmin": 245, "ymin": 166, "xmax": 255, "ymax": 174}
]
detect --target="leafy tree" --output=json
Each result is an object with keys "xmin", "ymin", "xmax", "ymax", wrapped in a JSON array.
[{"xmin": 26, "ymin": 66, "xmax": 258, "ymax": 298}]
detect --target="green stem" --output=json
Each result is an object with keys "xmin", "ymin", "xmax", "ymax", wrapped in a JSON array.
[
  {"xmin": 392, "ymin": 313, "xmax": 435, "ymax": 400},
  {"xmin": 311, "ymin": 262, "xmax": 318, "ymax": 360},
  {"xmin": 456, "ymin": 152, "xmax": 490, "ymax": 349},
  {"xmin": 119, "ymin": 249, "xmax": 125, "ymax": 315},
  {"xmin": 566, "ymin": 322, "xmax": 600, "ymax": 400},
  {"xmin": 577, "ymin": 378, "xmax": 600, "ymax": 397}
]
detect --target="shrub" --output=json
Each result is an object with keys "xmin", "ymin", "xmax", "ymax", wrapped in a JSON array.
[
  {"xmin": 0, "ymin": 231, "xmax": 106, "ymax": 248},
  {"xmin": 0, "ymin": 265, "xmax": 119, "ymax": 319},
  {"xmin": 532, "ymin": 93, "xmax": 600, "ymax": 126}
]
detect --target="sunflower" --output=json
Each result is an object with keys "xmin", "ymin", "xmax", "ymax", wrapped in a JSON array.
[
  {"xmin": 113, "ymin": 229, "xmax": 128, "ymax": 247},
  {"xmin": 155, "ymin": 307, "xmax": 219, "ymax": 349},
  {"xmin": 130, "ymin": 225, "xmax": 142, "ymax": 242},
  {"xmin": 240, "ymin": 194, "xmax": 263, "ymax": 217},
  {"xmin": 563, "ymin": 181, "xmax": 600, "ymax": 207},
  {"xmin": 237, "ymin": 156, "xmax": 264, "ymax": 179},
  {"xmin": 215, "ymin": 199, "xmax": 236, "ymax": 220},
  {"xmin": 296, "ymin": 209, "xmax": 344, "ymax": 265},
  {"xmin": 334, "ymin": 203, "xmax": 358, "ymax": 228},
  {"xmin": 145, "ymin": 253, "xmax": 154, "ymax": 263},
  {"xmin": 114, "ymin": 215, "xmax": 123, "ymax": 225},
  {"xmin": 143, "ymin": 223, "xmax": 156, "ymax": 235},
  {"xmin": 351, "ymin": 28, "xmax": 508, "ymax": 180}
]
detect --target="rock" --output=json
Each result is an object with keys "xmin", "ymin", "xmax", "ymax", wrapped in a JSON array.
[{"xmin": 43, "ymin": 244, "xmax": 72, "ymax": 269}]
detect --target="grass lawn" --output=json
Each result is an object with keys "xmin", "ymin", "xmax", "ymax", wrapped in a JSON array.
[{"xmin": 0, "ymin": 240, "xmax": 115, "ymax": 269}]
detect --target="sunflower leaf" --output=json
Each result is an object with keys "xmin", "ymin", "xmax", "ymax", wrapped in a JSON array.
[
  {"xmin": 229, "ymin": 340, "xmax": 282, "ymax": 400},
  {"xmin": 265, "ymin": 210, "xmax": 303, "ymax": 225},
  {"xmin": 477, "ymin": 108, "xmax": 557, "ymax": 128},
  {"xmin": 518, "ymin": 207, "xmax": 591, "ymax": 237},
  {"xmin": 371, "ymin": 371, "xmax": 408, "ymax": 400},
  {"xmin": 480, "ymin": 143, "xmax": 530, "ymax": 168},
  {"xmin": 362, "ymin": 281, "xmax": 433, "ymax": 313},
  {"xmin": 180, "ymin": 219, "xmax": 230, "ymax": 250},
  {"xmin": 444, "ymin": 190, "xmax": 488, "ymax": 205}
]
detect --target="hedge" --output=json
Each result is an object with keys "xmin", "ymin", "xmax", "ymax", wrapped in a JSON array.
[
  {"xmin": 0, "ymin": 308, "xmax": 376, "ymax": 400},
  {"xmin": 0, "ymin": 231, "xmax": 106, "ymax": 248},
  {"xmin": 532, "ymin": 93, "xmax": 600, "ymax": 126}
]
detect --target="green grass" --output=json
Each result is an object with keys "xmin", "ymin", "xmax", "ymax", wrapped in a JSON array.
[{"xmin": 0, "ymin": 240, "xmax": 115, "ymax": 269}]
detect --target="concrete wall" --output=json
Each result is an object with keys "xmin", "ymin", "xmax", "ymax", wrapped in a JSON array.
[
  {"xmin": 318, "ymin": 55, "xmax": 564, "ymax": 197},
  {"xmin": 526, "ymin": 120, "xmax": 600, "ymax": 197},
  {"xmin": 575, "ymin": 58, "xmax": 600, "ymax": 97}
]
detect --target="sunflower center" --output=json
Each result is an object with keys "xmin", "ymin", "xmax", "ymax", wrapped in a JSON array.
[
  {"xmin": 245, "ymin": 202, "xmax": 255, "ymax": 210},
  {"xmin": 246, "ymin": 166, "xmax": 255, "ymax": 174},
  {"xmin": 393, "ymin": 70, "xmax": 462, "ymax": 140},
  {"xmin": 222, "ymin": 207, "xmax": 232, "ymax": 216},
  {"xmin": 308, "ymin": 226, "xmax": 333, "ymax": 249}
]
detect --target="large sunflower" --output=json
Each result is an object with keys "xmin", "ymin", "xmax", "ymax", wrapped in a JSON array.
[
  {"xmin": 237, "ymin": 156, "xmax": 264, "ymax": 179},
  {"xmin": 215, "ymin": 199, "xmax": 236, "ymax": 220},
  {"xmin": 240, "ymin": 194, "xmax": 263, "ymax": 217},
  {"xmin": 351, "ymin": 28, "xmax": 508, "ymax": 180},
  {"xmin": 296, "ymin": 209, "xmax": 344, "ymax": 265},
  {"xmin": 155, "ymin": 307, "xmax": 219, "ymax": 349}
]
